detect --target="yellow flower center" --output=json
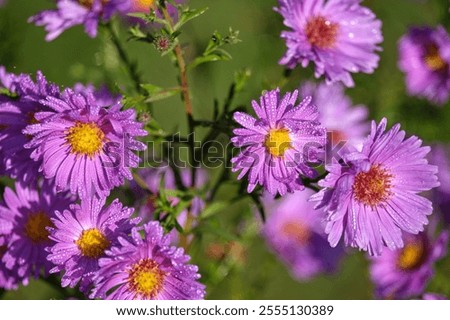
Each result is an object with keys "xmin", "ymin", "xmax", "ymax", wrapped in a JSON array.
[
  {"xmin": 281, "ymin": 221, "xmax": 311, "ymax": 245},
  {"xmin": 128, "ymin": 259, "xmax": 166, "ymax": 299},
  {"xmin": 353, "ymin": 165, "xmax": 392, "ymax": 207},
  {"xmin": 66, "ymin": 122, "xmax": 105, "ymax": 157},
  {"xmin": 265, "ymin": 128, "xmax": 292, "ymax": 157},
  {"xmin": 397, "ymin": 240, "xmax": 426, "ymax": 271},
  {"xmin": 24, "ymin": 212, "xmax": 53, "ymax": 243},
  {"xmin": 133, "ymin": 0, "xmax": 155, "ymax": 11},
  {"xmin": 424, "ymin": 44, "xmax": 447, "ymax": 72},
  {"xmin": 305, "ymin": 16, "xmax": 339, "ymax": 49},
  {"xmin": 76, "ymin": 228, "xmax": 110, "ymax": 258}
]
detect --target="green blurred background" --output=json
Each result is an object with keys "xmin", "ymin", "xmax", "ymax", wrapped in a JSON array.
[{"xmin": 0, "ymin": 0, "xmax": 449, "ymax": 299}]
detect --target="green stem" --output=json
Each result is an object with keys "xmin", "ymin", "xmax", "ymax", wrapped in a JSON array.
[{"xmin": 105, "ymin": 21, "xmax": 152, "ymax": 114}]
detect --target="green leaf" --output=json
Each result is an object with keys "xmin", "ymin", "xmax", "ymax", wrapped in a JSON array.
[
  {"xmin": 140, "ymin": 84, "xmax": 182, "ymax": 102},
  {"xmin": 173, "ymin": 7, "xmax": 208, "ymax": 31},
  {"xmin": 201, "ymin": 201, "xmax": 228, "ymax": 219}
]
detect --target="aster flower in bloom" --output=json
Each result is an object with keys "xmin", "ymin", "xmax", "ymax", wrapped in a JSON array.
[
  {"xmin": 398, "ymin": 26, "xmax": 450, "ymax": 105},
  {"xmin": 311, "ymin": 118, "xmax": 439, "ymax": 256},
  {"xmin": 231, "ymin": 88, "xmax": 326, "ymax": 196},
  {"xmin": 430, "ymin": 145, "xmax": 450, "ymax": 224},
  {"xmin": 276, "ymin": 0, "xmax": 383, "ymax": 87},
  {"xmin": 0, "ymin": 69, "xmax": 61, "ymax": 185},
  {"xmin": 29, "ymin": 0, "xmax": 131, "ymax": 41},
  {"xmin": 91, "ymin": 222, "xmax": 206, "ymax": 300},
  {"xmin": 24, "ymin": 87, "xmax": 147, "ymax": 200},
  {"xmin": 47, "ymin": 197, "xmax": 139, "ymax": 293},
  {"xmin": 369, "ymin": 230, "xmax": 448, "ymax": 299},
  {"xmin": 300, "ymin": 81, "xmax": 369, "ymax": 147},
  {"xmin": 0, "ymin": 182, "xmax": 72, "ymax": 281},
  {"xmin": 263, "ymin": 189, "xmax": 343, "ymax": 280}
]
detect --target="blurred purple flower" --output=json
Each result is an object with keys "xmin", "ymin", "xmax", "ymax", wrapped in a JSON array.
[
  {"xmin": 276, "ymin": 0, "xmax": 383, "ymax": 87},
  {"xmin": 370, "ymin": 230, "xmax": 448, "ymax": 299},
  {"xmin": 23, "ymin": 86, "xmax": 147, "ymax": 200},
  {"xmin": 29, "ymin": 0, "xmax": 131, "ymax": 41},
  {"xmin": 430, "ymin": 144, "xmax": 450, "ymax": 224},
  {"xmin": 300, "ymin": 81, "xmax": 369, "ymax": 148},
  {"xmin": 91, "ymin": 221, "xmax": 206, "ymax": 300},
  {"xmin": 263, "ymin": 189, "xmax": 343, "ymax": 280},
  {"xmin": 311, "ymin": 118, "xmax": 439, "ymax": 256},
  {"xmin": 231, "ymin": 88, "xmax": 326, "ymax": 196},
  {"xmin": 47, "ymin": 196, "xmax": 138, "ymax": 294},
  {"xmin": 0, "ymin": 181, "xmax": 72, "ymax": 283},
  {"xmin": 73, "ymin": 83, "xmax": 122, "ymax": 107},
  {"xmin": 398, "ymin": 26, "xmax": 450, "ymax": 105}
]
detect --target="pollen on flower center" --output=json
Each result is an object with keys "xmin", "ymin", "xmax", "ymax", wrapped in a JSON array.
[
  {"xmin": 424, "ymin": 44, "xmax": 447, "ymax": 72},
  {"xmin": 66, "ymin": 121, "xmax": 105, "ymax": 157},
  {"xmin": 353, "ymin": 165, "xmax": 393, "ymax": 206},
  {"xmin": 305, "ymin": 16, "xmax": 339, "ymax": 49},
  {"xmin": 265, "ymin": 128, "xmax": 292, "ymax": 157},
  {"xmin": 397, "ymin": 240, "xmax": 426, "ymax": 270},
  {"xmin": 24, "ymin": 212, "xmax": 53, "ymax": 243},
  {"xmin": 128, "ymin": 258, "xmax": 166, "ymax": 298},
  {"xmin": 281, "ymin": 221, "xmax": 311, "ymax": 245},
  {"xmin": 76, "ymin": 228, "xmax": 110, "ymax": 258}
]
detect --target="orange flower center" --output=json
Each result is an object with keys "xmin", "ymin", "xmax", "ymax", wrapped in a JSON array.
[
  {"xmin": 281, "ymin": 221, "xmax": 311, "ymax": 245},
  {"xmin": 353, "ymin": 165, "xmax": 392, "ymax": 206},
  {"xmin": 397, "ymin": 239, "xmax": 426, "ymax": 271},
  {"xmin": 127, "ymin": 259, "xmax": 166, "ymax": 299},
  {"xmin": 132, "ymin": 0, "xmax": 155, "ymax": 11},
  {"xmin": 24, "ymin": 212, "xmax": 53, "ymax": 243},
  {"xmin": 76, "ymin": 228, "xmax": 110, "ymax": 258},
  {"xmin": 424, "ymin": 44, "xmax": 447, "ymax": 72},
  {"xmin": 305, "ymin": 16, "xmax": 339, "ymax": 49},
  {"xmin": 265, "ymin": 128, "xmax": 292, "ymax": 157}
]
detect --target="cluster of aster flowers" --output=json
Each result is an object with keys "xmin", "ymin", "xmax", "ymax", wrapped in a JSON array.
[
  {"xmin": 0, "ymin": 67, "xmax": 205, "ymax": 299},
  {"xmin": 1, "ymin": 0, "xmax": 449, "ymax": 301}
]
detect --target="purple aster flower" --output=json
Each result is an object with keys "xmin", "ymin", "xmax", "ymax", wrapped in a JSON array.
[
  {"xmin": 430, "ymin": 145, "xmax": 450, "ymax": 224},
  {"xmin": 24, "ymin": 87, "xmax": 147, "ymax": 200},
  {"xmin": 398, "ymin": 26, "xmax": 450, "ymax": 105},
  {"xmin": 29, "ymin": 0, "xmax": 131, "ymax": 41},
  {"xmin": 91, "ymin": 221, "xmax": 206, "ymax": 300},
  {"xmin": 47, "ymin": 196, "xmax": 139, "ymax": 293},
  {"xmin": 276, "ymin": 0, "xmax": 383, "ymax": 87},
  {"xmin": 263, "ymin": 189, "xmax": 343, "ymax": 280},
  {"xmin": 369, "ymin": 230, "xmax": 448, "ymax": 299},
  {"xmin": 0, "ymin": 69, "xmax": 61, "ymax": 185},
  {"xmin": 311, "ymin": 118, "xmax": 439, "ymax": 256},
  {"xmin": 73, "ymin": 83, "xmax": 122, "ymax": 107},
  {"xmin": 0, "ymin": 181, "xmax": 73, "ymax": 282},
  {"xmin": 231, "ymin": 88, "xmax": 326, "ymax": 196},
  {"xmin": 300, "ymin": 81, "xmax": 369, "ymax": 148}
]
